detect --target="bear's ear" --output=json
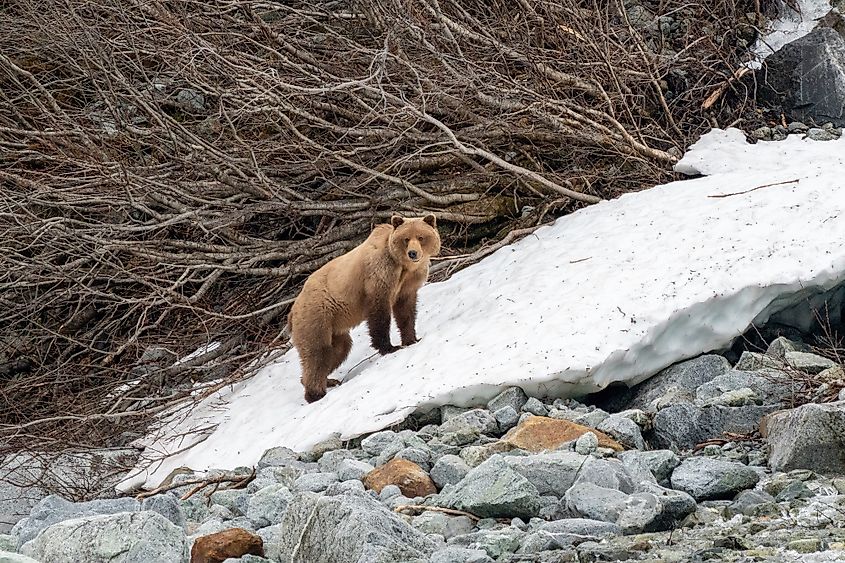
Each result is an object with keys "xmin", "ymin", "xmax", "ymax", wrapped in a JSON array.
[
  {"xmin": 391, "ymin": 216, "xmax": 405, "ymax": 228},
  {"xmin": 423, "ymin": 214, "xmax": 436, "ymax": 227}
]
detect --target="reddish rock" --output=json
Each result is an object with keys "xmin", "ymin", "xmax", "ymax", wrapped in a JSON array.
[
  {"xmin": 502, "ymin": 416, "xmax": 624, "ymax": 452},
  {"xmin": 362, "ymin": 458, "xmax": 438, "ymax": 498},
  {"xmin": 190, "ymin": 528, "xmax": 264, "ymax": 563}
]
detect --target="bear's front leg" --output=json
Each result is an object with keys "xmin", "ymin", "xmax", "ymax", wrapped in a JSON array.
[
  {"xmin": 393, "ymin": 292, "xmax": 419, "ymax": 346},
  {"xmin": 367, "ymin": 299, "xmax": 399, "ymax": 355}
]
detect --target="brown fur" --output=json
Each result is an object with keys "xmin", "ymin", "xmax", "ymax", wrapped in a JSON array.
[{"xmin": 288, "ymin": 215, "xmax": 441, "ymax": 403}]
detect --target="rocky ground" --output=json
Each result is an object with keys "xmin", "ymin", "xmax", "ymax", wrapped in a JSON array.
[{"xmin": 2, "ymin": 336, "xmax": 845, "ymax": 563}]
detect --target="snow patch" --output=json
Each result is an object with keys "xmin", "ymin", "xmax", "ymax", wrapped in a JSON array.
[
  {"xmin": 121, "ymin": 129, "xmax": 845, "ymax": 491},
  {"xmin": 749, "ymin": 0, "xmax": 832, "ymax": 68}
]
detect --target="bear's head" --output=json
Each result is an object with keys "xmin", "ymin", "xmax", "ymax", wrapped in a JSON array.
[{"xmin": 389, "ymin": 214, "xmax": 441, "ymax": 269}]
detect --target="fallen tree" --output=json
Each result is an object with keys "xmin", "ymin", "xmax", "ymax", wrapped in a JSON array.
[{"xmin": 0, "ymin": 0, "xmax": 770, "ymax": 455}]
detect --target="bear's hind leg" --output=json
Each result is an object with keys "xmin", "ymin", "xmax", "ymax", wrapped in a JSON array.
[{"xmin": 327, "ymin": 332, "xmax": 353, "ymax": 378}]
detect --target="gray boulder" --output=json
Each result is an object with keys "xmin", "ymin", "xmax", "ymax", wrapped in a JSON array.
[
  {"xmin": 275, "ymin": 490, "xmax": 436, "ymax": 562},
  {"xmin": 521, "ymin": 398, "xmax": 548, "ymax": 416},
  {"xmin": 575, "ymin": 432, "xmax": 599, "ymax": 455},
  {"xmin": 572, "ymin": 457, "xmax": 636, "ymax": 493},
  {"xmin": 628, "ymin": 355, "xmax": 731, "ymax": 411},
  {"xmin": 411, "ymin": 511, "xmax": 474, "ymax": 540},
  {"xmin": 437, "ymin": 456, "xmax": 542, "ymax": 520},
  {"xmin": 651, "ymin": 402, "xmax": 779, "ymax": 450},
  {"xmin": 430, "ymin": 455, "xmax": 471, "ymax": 489},
  {"xmin": 502, "ymin": 451, "xmax": 586, "ymax": 497},
  {"xmin": 784, "ymin": 351, "xmax": 837, "ymax": 374},
  {"xmin": 694, "ymin": 369, "xmax": 795, "ymax": 405},
  {"xmin": 563, "ymin": 483, "xmax": 628, "ymax": 523},
  {"xmin": 256, "ymin": 446, "xmax": 298, "ymax": 469},
  {"xmin": 12, "ymin": 495, "xmax": 140, "ymax": 549},
  {"xmin": 337, "ymin": 459, "xmax": 375, "ymax": 482},
  {"xmin": 758, "ymin": 27, "xmax": 845, "ymax": 127},
  {"xmin": 430, "ymin": 546, "xmax": 493, "ymax": 563},
  {"xmin": 766, "ymin": 336, "xmax": 809, "ymax": 359},
  {"xmin": 0, "ymin": 552, "xmax": 41, "ymax": 563},
  {"xmin": 439, "ymin": 409, "xmax": 498, "ymax": 437},
  {"xmin": 765, "ymin": 401, "xmax": 845, "ymax": 473},
  {"xmin": 597, "ymin": 415, "xmax": 645, "ymax": 449},
  {"xmin": 361, "ymin": 431, "xmax": 401, "ymax": 456},
  {"xmin": 487, "ymin": 387, "xmax": 529, "ymax": 413},
  {"xmin": 141, "ymin": 493, "xmax": 185, "ymax": 529},
  {"xmin": 291, "ymin": 472, "xmax": 338, "ymax": 493},
  {"xmin": 20, "ymin": 511, "xmax": 188, "ymax": 563},
  {"xmin": 734, "ymin": 351, "xmax": 785, "ymax": 372},
  {"xmin": 246, "ymin": 484, "xmax": 292, "ymax": 528},
  {"xmin": 617, "ymin": 450, "xmax": 679, "ymax": 485},
  {"xmin": 492, "ymin": 406, "xmax": 520, "ymax": 433},
  {"xmin": 636, "ymin": 483, "xmax": 696, "ymax": 522},
  {"xmin": 518, "ymin": 519, "xmax": 620, "ymax": 553},
  {"xmin": 670, "ymin": 457, "xmax": 759, "ymax": 501}
]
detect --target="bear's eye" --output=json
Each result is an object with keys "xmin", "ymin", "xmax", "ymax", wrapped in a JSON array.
[
  {"xmin": 404, "ymin": 237, "xmax": 410, "ymax": 243},
  {"xmin": 418, "ymin": 236, "xmax": 426, "ymax": 243}
]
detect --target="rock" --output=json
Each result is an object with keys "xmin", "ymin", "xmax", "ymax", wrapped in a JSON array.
[
  {"xmin": 597, "ymin": 415, "xmax": 646, "ymax": 449},
  {"xmin": 699, "ymin": 387, "xmax": 761, "ymax": 407},
  {"xmin": 336, "ymin": 459, "xmax": 375, "ymax": 481},
  {"xmin": 617, "ymin": 492, "xmax": 671, "ymax": 534},
  {"xmin": 575, "ymin": 431, "xmax": 599, "ymax": 455},
  {"xmin": 787, "ymin": 538, "xmax": 827, "ymax": 553},
  {"xmin": 775, "ymin": 480, "xmax": 815, "ymax": 502},
  {"xmin": 0, "ymin": 552, "xmax": 41, "ymax": 563},
  {"xmin": 445, "ymin": 527, "xmax": 522, "ymax": 559},
  {"xmin": 440, "ymin": 409, "xmax": 499, "ymax": 436},
  {"xmin": 459, "ymin": 442, "xmax": 512, "ymax": 468},
  {"xmin": 363, "ymin": 459, "xmax": 437, "ymax": 498},
  {"xmin": 487, "ymin": 387, "xmax": 529, "ymax": 413},
  {"xmin": 324, "ymin": 480, "xmax": 365, "ymax": 496},
  {"xmin": 437, "ymin": 456, "xmax": 542, "ymax": 520},
  {"xmin": 758, "ymin": 27, "xmax": 845, "ymax": 126},
  {"xmin": 142, "ymin": 493, "xmax": 185, "ymax": 529},
  {"xmin": 318, "ymin": 449, "xmax": 365, "ymax": 473},
  {"xmin": 786, "ymin": 122, "xmax": 809, "ymax": 134},
  {"xmin": 727, "ymin": 489, "xmax": 777, "ymax": 517},
  {"xmin": 766, "ymin": 336, "xmax": 808, "ymax": 358},
  {"xmin": 563, "ymin": 483, "xmax": 628, "ymax": 523},
  {"xmin": 573, "ymin": 409, "xmax": 610, "ymax": 428},
  {"xmin": 627, "ymin": 355, "xmax": 731, "ymax": 410},
  {"xmin": 221, "ymin": 556, "xmax": 269, "ymax": 563},
  {"xmin": 361, "ymin": 431, "xmax": 400, "ymax": 456},
  {"xmin": 209, "ymin": 489, "xmax": 249, "ymax": 516},
  {"xmin": 734, "ymin": 351, "xmax": 784, "ymax": 372},
  {"xmin": 0, "ymin": 449, "xmax": 138, "ymax": 535},
  {"xmin": 492, "ymin": 406, "xmax": 520, "ymax": 432},
  {"xmin": 11, "ymin": 494, "xmax": 140, "ymax": 549},
  {"xmin": 291, "ymin": 472, "xmax": 338, "ymax": 493},
  {"xmin": 807, "ymin": 127, "xmax": 839, "ymax": 141},
  {"xmin": 784, "ymin": 351, "xmax": 837, "ymax": 374},
  {"xmin": 503, "ymin": 451, "xmax": 586, "ymax": 497},
  {"xmin": 695, "ymin": 369, "xmax": 794, "ymax": 405},
  {"xmin": 501, "ymin": 416, "xmax": 623, "ymax": 453},
  {"xmin": 765, "ymin": 401, "xmax": 845, "ymax": 473},
  {"xmin": 572, "ymin": 457, "xmax": 637, "ymax": 493},
  {"xmin": 275, "ymin": 491, "xmax": 436, "ymax": 562},
  {"xmin": 430, "ymin": 546, "xmax": 493, "ymax": 563},
  {"xmin": 637, "ymin": 483, "xmax": 696, "ymax": 522},
  {"xmin": 524, "ymin": 518, "xmax": 620, "ymax": 551},
  {"xmin": 670, "ymin": 457, "xmax": 760, "ymax": 501},
  {"xmin": 20, "ymin": 511, "xmax": 188, "ymax": 563},
  {"xmin": 395, "ymin": 447, "xmax": 432, "ymax": 471},
  {"xmin": 617, "ymin": 450, "xmax": 679, "ymax": 485},
  {"xmin": 522, "ymin": 397, "xmax": 548, "ymax": 416},
  {"xmin": 176, "ymin": 88, "xmax": 205, "ymax": 111},
  {"xmin": 306, "ymin": 433, "xmax": 343, "ymax": 461},
  {"xmin": 256, "ymin": 446, "xmax": 298, "ymax": 469},
  {"xmin": 191, "ymin": 528, "xmax": 264, "ymax": 563},
  {"xmin": 651, "ymin": 402, "xmax": 778, "ymax": 450},
  {"xmin": 411, "ymin": 511, "xmax": 473, "ymax": 540},
  {"xmin": 430, "ymin": 455, "xmax": 471, "ymax": 489},
  {"xmin": 246, "ymin": 484, "xmax": 292, "ymax": 528}
]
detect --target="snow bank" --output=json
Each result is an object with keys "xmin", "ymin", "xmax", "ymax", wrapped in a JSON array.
[
  {"xmin": 749, "ymin": 0, "xmax": 832, "ymax": 67},
  {"xmin": 122, "ymin": 128, "xmax": 845, "ymax": 491}
]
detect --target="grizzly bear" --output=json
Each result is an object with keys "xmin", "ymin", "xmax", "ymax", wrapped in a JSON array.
[{"xmin": 288, "ymin": 215, "xmax": 441, "ymax": 403}]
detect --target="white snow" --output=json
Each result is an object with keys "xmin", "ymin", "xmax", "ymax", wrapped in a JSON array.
[
  {"xmin": 749, "ymin": 0, "xmax": 831, "ymax": 67},
  {"xmin": 121, "ymin": 128, "xmax": 845, "ymax": 491}
]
